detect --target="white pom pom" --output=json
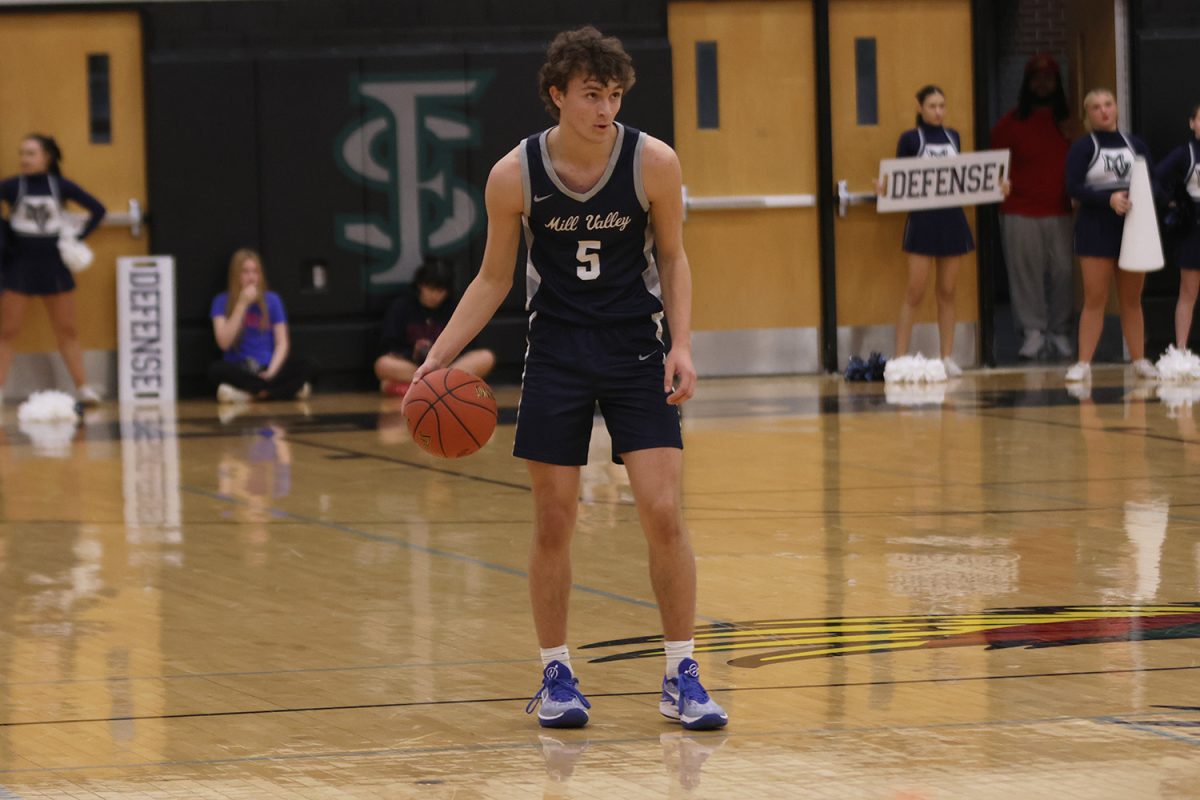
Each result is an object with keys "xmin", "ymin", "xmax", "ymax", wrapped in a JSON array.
[
  {"xmin": 16, "ymin": 391, "xmax": 79, "ymax": 458},
  {"xmin": 885, "ymin": 382, "xmax": 947, "ymax": 406},
  {"xmin": 1155, "ymin": 346, "xmax": 1200, "ymax": 382},
  {"xmin": 17, "ymin": 390, "xmax": 79, "ymax": 422},
  {"xmin": 884, "ymin": 353, "xmax": 948, "ymax": 383},
  {"xmin": 1157, "ymin": 383, "xmax": 1200, "ymax": 413}
]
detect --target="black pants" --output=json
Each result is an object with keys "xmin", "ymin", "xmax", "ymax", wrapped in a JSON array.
[{"xmin": 208, "ymin": 357, "xmax": 314, "ymax": 400}]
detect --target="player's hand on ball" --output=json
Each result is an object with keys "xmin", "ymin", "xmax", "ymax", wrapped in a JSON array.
[
  {"xmin": 665, "ymin": 348, "xmax": 696, "ymax": 405},
  {"xmin": 404, "ymin": 357, "xmax": 443, "ymax": 411}
]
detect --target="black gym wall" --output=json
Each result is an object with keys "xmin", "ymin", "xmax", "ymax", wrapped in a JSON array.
[{"xmin": 143, "ymin": 0, "xmax": 673, "ymax": 395}]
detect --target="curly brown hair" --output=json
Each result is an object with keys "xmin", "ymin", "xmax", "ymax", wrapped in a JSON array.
[{"xmin": 537, "ymin": 26, "xmax": 636, "ymax": 121}]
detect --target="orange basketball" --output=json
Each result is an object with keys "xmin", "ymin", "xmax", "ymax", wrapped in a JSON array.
[{"xmin": 403, "ymin": 368, "xmax": 498, "ymax": 458}]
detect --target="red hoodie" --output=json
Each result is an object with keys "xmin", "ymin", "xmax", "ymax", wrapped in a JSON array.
[{"xmin": 990, "ymin": 105, "xmax": 1071, "ymax": 217}]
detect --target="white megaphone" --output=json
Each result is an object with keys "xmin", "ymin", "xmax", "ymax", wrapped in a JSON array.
[{"xmin": 1118, "ymin": 155, "xmax": 1164, "ymax": 272}]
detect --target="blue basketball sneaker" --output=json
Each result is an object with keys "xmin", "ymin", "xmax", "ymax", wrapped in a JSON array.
[
  {"xmin": 660, "ymin": 658, "xmax": 728, "ymax": 730},
  {"xmin": 525, "ymin": 661, "xmax": 591, "ymax": 728}
]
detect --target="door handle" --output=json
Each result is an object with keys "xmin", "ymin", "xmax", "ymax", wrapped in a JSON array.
[
  {"xmin": 66, "ymin": 199, "xmax": 145, "ymax": 237},
  {"xmin": 837, "ymin": 180, "xmax": 877, "ymax": 218}
]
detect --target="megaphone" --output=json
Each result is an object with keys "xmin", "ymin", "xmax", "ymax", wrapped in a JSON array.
[{"xmin": 1118, "ymin": 155, "xmax": 1164, "ymax": 272}]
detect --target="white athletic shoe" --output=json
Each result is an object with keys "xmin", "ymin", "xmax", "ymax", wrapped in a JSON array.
[
  {"xmin": 941, "ymin": 357, "xmax": 963, "ymax": 378},
  {"xmin": 295, "ymin": 382, "xmax": 312, "ymax": 400},
  {"xmin": 1131, "ymin": 358, "xmax": 1160, "ymax": 380},
  {"xmin": 217, "ymin": 383, "xmax": 252, "ymax": 404},
  {"xmin": 1065, "ymin": 362, "xmax": 1091, "ymax": 383},
  {"xmin": 77, "ymin": 385, "xmax": 102, "ymax": 407}
]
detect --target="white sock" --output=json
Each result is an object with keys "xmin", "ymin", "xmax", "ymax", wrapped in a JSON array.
[
  {"xmin": 664, "ymin": 639, "xmax": 694, "ymax": 678},
  {"xmin": 540, "ymin": 644, "xmax": 571, "ymax": 671}
]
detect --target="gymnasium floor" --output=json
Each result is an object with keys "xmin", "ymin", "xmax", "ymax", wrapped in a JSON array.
[{"xmin": 1, "ymin": 367, "xmax": 1198, "ymax": 799}]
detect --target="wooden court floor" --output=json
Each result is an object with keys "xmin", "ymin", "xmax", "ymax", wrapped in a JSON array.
[{"xmin": 0, "ymin": 366, "xmax": 1198, "ymax": 798}]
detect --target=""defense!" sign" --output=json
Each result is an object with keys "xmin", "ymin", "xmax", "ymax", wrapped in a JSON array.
[{"xmin": 876, "ymin": 149, "xmax": 1010, "ymax": 213}]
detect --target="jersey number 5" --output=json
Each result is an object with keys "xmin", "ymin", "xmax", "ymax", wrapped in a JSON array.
[{"xmin": 576, "ymin": 240, "xmax": 601, "ymax": 281}]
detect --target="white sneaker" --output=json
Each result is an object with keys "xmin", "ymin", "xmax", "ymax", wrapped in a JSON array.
[
  {"xmin": 1131, "ymin": 358, "xmax": 1160, "ymax": 380},
  {"xmin": 941, "ymin": 357, "xmax": 963, "ymax": 377},
  {"xmin": 1065, "ymin": 362, "xmax": 1091, "ymax": 382},
  {"xmin": 77, "ymin": 385, "xmax": 102, "ymax": 406},
  {"xmin": 217, "ymin": 383, "xmax": 252, "ymax": 404},
  {"xmin": 295, "ymin": 382, "xmax": 312, "ymax": 400}
]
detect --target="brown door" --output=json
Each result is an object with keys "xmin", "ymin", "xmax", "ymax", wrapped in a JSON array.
[
  {"xmin": 669, "ymin": 0, "xmax": 823, "ymax": 375},
  {"xmin": 0, "ymin": 11, "xmax": 149, "ymax": 389},
  {"xmin": 829, "ymin": 0, "xmax": 978, "ymax": 365}
]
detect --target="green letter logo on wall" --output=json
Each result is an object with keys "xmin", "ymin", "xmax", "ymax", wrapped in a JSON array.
[{"xmin": 336, "ymin": 73, "xmax": 491, "ymax": 287}]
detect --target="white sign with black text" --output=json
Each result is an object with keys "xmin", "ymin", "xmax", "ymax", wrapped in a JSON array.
[
  {"xmin": 117, "ymin": 256, "xmax": 177, "ymax": 404},
  {"xmin": 876, "ymin": 149, "xmax": 1010, "ymax": 213}
]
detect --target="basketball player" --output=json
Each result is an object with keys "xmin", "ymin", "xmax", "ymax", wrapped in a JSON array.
[
  {"xmin": 1153, "ymin": 104, "xmax": 1200, "ymax": 351},
  {"xmin": 406, "ymin": 26, "xmax": 727, "ymax": 731},
  {"xmin": 1064, "ymin": 89, "xmax": 1158, "ymax": 383},
  {"xmin": 892, "ymin": 86, "xmax": 975, "ymax": 376}
]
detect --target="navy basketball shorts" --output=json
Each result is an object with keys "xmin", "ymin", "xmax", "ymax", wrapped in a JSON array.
[{"xmin": 514, "ymin": 314, "xmax": 683, "ymax": 466}]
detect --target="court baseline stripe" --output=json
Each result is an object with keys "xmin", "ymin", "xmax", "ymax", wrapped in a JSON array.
[
  {"xmin": 0, "ymin": 707, "xmax": 1194, "ymax": 776},
  {"xmin": 4, "ymin": 663, "xmax": 1197, "ymax": 729},
  {"xmin": 1096, "ymin": 716, "xmax": 1200, "ymax": 747}
]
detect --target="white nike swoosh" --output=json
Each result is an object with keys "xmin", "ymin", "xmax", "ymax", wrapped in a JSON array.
[
  {"xmin": 534, "ymin": 193, "xmax": 554, "ymax": 202},
  {"xmin": 638, "ymin": 352, "xmax": 657, "ymax": 361}
]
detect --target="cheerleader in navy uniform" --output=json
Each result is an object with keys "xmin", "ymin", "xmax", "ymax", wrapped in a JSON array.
[
  {"xmin": 1153, "ymin": 103, "xmax": 1200, "ymax": 352},
  {"xmin": 0, "ymin": 135, "xmax": 106, "ymax": 405},
  {"xmin": 1064, "ymin": 89, "xmax": 1158, "ymax": 382},
  {"xmin": 893, "ymin": 86, "xmax": 976, "ymax": 376}
]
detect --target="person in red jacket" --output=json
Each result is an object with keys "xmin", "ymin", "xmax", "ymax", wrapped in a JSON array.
[{"xmin": 990, "ymin": 54, "xmax": 1074, "ymax": 361}]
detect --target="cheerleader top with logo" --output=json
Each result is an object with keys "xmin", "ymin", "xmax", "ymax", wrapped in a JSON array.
[
  {"xmin": 1153, "ymin": 139, "xmax": 1200, "ymax": 205},
  {"xmin": 1065, "ymin": 130, "xmax": 1152, "ymax": 257},
  {"xmin": 0, "ymin": 172, "xmax": 105, "ymax": 294},
  {"xmin": 895, "ymin": 121, "xmax": 975, "ymax": 257},
  {"xmin": 1065, "ymin": 130, "xmax": 1152, "ymax": 210}
]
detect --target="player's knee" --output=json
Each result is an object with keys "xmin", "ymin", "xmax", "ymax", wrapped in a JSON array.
[
  {"xmin": 641, "ymin": 495, "xmax": 684, "ymax": 537},
  {"xmin": 0, "ymin": 320, "xmax": 19, "ymax": 342},
  {"xmin": 904, "ymin": 285, "xmax": 926, "ymax": 307},
  {"xmin": 532, "ymin": 518, "xmax": 573, "ymax": 551},
  {"xmin": 935, "ymin": 283, "xmax": 955, "ymax": 304},
  {"xmin": 53, "ymin": 320, "xmax": 78, "ymax": 341}
]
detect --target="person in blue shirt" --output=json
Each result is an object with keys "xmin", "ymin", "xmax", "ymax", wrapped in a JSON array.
[
  {"xmin": 0, "ymin": 134, "xmax": 106, "ymax": 406},
  {"xmin": 209, "ymin": 249, "xmax": 313, "ymax": 403},
  {"xmin": 1063, "ymin": 88, "xmax": 1158, "ymax": 383},
  {"xmin": 374, "ymin": 257, "xmax": 495, "ymax": 396}
]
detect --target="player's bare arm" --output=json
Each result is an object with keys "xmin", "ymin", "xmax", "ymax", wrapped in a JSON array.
[
  {"xmin": 643, "ymin": 135, "xmax": 696, "ymax": 405},
  {"xmin": 408, "ymin": 147, "xmax": 524, "ymax": 391}
]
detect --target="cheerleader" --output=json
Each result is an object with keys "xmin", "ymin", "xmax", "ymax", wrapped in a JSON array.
[
  {"xmin": 893, "ymin": 85, "xmax": 976, "ymax": 376},
  {"xmin": 1064, "ymin": 89, "xmax": 1158, "ymax": 382},
  {"xmin": 0, "ymin": 134, "xmax": 106, "ymax": 405},
  {"xmin": 1153, "ymin": 103, "xmax": 1200, "ymax": 352}
]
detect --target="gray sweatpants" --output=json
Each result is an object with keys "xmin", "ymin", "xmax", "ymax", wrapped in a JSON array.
[{"xmin": 1000, "ymin": 213, "xmax": 1074, "ymax": 336}]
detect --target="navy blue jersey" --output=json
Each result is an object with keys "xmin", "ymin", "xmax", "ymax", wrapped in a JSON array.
[
  {"xmin": 519, "ymin": 123, "xmax": 662, "ymax": 326},
  {"xmin": 1154, "ymin": 140, "xmax": 1200, "ymax": 202}
]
